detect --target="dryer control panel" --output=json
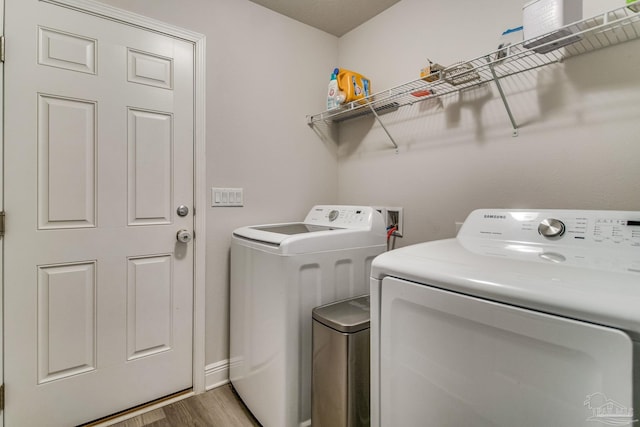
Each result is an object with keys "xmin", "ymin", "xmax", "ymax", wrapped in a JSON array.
[
  {"xmin": 459, "ymin": 209, "xmax": 640, "ymax": 248},
  {"xmin": 458, "ymin": 209, "xmax": 640, "ymax": 272}
]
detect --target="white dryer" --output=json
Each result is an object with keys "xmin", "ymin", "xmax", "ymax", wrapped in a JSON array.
[
  {"xmin": 230, "ymin": 205, "xmax": 386, "ymax": 427},
  {"xmin": 371, "ymin": 209, "xmax": 640, "ymax": 427}
]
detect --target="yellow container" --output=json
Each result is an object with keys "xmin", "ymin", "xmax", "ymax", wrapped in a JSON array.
[
  {"xmin": 420, "ymin": 60, "xmax": 444, "ymax": 82},
  {"xmin": 337, "ymin": 69, "xmax": 371, "ymax": 104}
]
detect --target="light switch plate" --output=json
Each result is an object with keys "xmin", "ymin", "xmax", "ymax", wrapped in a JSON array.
[{"xmin": 212, "ymin": 187, "xmax": 243, "ymax": 207}]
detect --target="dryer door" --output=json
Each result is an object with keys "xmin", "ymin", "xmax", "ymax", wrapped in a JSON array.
[{"xmin": 378, "ymin": 277, "xmax": 634, "ymax": 427}]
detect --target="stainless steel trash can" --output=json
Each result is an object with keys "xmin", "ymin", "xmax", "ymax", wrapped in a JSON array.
[{"xmin": 312, "ymin": 295, "xmax": 370, "ymax": 427}]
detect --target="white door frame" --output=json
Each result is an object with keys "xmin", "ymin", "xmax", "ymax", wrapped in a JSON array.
[
  {"xmin": 4, "ymin": 0, "xmax": 208, "ymax": 394},
  {"xmin": 0, "ymin": 0, "xmax": 4, "ymax": 424}
]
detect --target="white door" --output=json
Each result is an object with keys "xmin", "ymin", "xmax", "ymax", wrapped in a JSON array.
[{"xmin": 3, "ymin": 1, "xmax": 195, "ymax": 425}]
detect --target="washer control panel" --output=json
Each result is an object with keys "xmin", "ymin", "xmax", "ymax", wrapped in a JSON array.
[{"xmin": 304, "ymin": 205, "xmax": 378, "ymax": 228}]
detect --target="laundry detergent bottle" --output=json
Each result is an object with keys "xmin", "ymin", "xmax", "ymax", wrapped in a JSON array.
[
  {"xmin": 336, "ymin": 69, "xmax": 371, "ymax": 104},
  {"xmin": 327, "ymin": 69, "xmax": 339, "ymax": 110}
]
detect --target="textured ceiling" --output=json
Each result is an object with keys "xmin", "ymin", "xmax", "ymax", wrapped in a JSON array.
[{"xmin": 248, "ymin": 0, "xmax": 401, "ymax": 37}]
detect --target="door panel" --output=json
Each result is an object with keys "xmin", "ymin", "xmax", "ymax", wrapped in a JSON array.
[
  {"xmin": 127, "ymin": 48, "xmax": 173, "ymax": 89},
  {"xmin": 38, "ymin": 26, "xmax": 97, "ymax": 74},
  {"xmin": 37, "ymin": 261, "xmax": 97, "ymax": 383},
  {"xmin": 127, "ymin": 108, "xmax": 173, "ymax": 225},
  {"xmin": 4, "ymin": 1, "xmax": 195, "ymax": 425},
  {"xmin": 127, "ymin": 254, "xmax": 173, "ymax": 360},
  {"xmin": 38, "ymin": 94, "xmax": 97, "ymax": 228}
]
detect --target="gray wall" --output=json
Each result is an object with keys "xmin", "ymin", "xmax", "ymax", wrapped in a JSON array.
[{"xmin": 336, "ymin": 0, "xmax": 640, "ymax": 245}]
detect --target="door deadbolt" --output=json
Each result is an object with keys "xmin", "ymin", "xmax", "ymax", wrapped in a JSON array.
[{"xmin": 177, "ymin": 205, "xmax": 189, "ymax": 217}]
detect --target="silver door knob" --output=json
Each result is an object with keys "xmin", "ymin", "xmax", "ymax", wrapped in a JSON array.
[
  {"xmin": 177, "ymin": 205, "xmax": 189, "ymax": 217},
  {"xmin": 176, "ymin": 229, "xmax": 193, "ymax": 243}
]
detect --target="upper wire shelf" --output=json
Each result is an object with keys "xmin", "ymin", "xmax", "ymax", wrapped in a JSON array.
[{"xmin": 307, "ymin": 2, "xmax": 640, "ymax": 125}]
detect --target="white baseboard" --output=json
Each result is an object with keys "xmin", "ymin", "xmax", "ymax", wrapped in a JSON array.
[{"xmin": 205, "ymin": 359, "xmax": 229, "ymax": 390}]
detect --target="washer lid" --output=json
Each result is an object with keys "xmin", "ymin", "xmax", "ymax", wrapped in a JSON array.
[
  {"xmin": 232, "ymin": 205, "xmax": 386, "ymax": 253},
  {"xmin": 250, "ymin": 223, "xmax": 341, "ymax": 235},
  {"xmin": 232, "ymin": 222, "xmax": 346, "ymax": 246}
]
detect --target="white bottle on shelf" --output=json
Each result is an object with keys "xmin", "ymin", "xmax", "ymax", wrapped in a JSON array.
[{"xmin": 327, "ymin": 69, "xmax": 339, "ymax": 110}]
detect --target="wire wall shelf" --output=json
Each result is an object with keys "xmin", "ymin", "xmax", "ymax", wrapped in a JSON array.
[{"xmin": 307, "ymin": 2, "xmax": 640, "ymax": 145}]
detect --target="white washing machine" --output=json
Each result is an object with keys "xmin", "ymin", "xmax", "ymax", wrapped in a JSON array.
[
  {"xmin": 230, "ymin": 205, "xmax": 386, "ymax": 427},
  {"xmin": 371, "ymin": 209, "xmax": 640, "ymax": 427}
]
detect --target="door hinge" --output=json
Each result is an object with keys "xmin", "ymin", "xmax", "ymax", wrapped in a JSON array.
[
  {"xmin": 0, "ymin": 383, "xmax": 4, "ymax": 411},
  {"xmin": 0, "ymin": 36, "xmax": 5, "ymax": 63},
  {"xmin": 0, "ymin": 211, "xmax": 5, "ymax": 237}
]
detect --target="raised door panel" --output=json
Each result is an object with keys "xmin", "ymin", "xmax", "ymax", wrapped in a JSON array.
[
  {"xmin": 38, "ymin": 94, "xmax": 96, "ymax": 229},
  {"xmin": 38, "ymin": 26, "xmax": 97, "ymax": 74},
  {"xmin": 37, "ymin": 262, "xmax": 97, "ymax": 383},
  {"xmin": 127, "ymin": 255, "xmax": 173, "ymax": 360},
  {"xmin": 127, "ymin": 108, "xmax": 173, "ymax": 225},
  {"xmin": 127, "ymin": 48, "xmax": 173, "ymax": 89}
]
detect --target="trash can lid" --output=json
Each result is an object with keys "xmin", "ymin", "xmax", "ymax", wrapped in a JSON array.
[{"xmin": 312, "ymin": 295, "xmax": 370, "ymax": 333}]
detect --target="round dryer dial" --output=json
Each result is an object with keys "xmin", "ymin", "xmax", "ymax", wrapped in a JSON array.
[
  {"xmin": 328, "ymin": 210, "xmax": 339, "ymax": 221},
  {"xmin": 538, "ymin": 218, "xmax": 566, "ymax": 238}
]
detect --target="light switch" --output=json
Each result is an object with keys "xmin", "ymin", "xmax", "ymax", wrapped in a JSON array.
[{"xmin": 211, "ymin": 187, "xmax": 244, "ymax": 207}]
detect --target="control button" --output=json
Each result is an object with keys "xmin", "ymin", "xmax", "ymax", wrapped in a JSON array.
[
  {"xmin": 538, "ymin": 218, "xmax": 566, "ymax": 238},
  {"xmin": 328, "ymin": 210, "xmax": 339, "ymax": 222}
]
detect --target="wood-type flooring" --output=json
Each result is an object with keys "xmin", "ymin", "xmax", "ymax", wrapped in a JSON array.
[{"xmin": 110, "ymin": 384, "xmax": 261, "ymax": 427}]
